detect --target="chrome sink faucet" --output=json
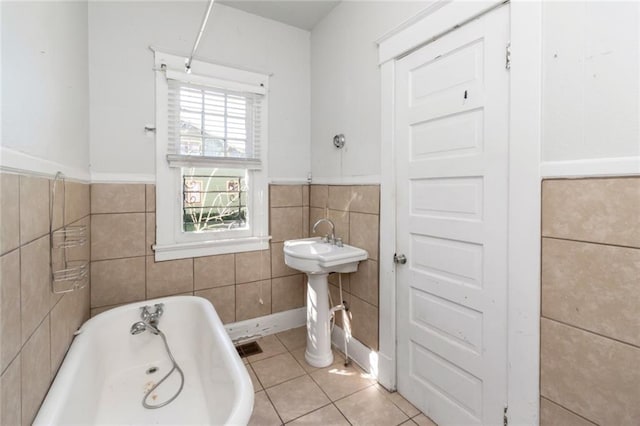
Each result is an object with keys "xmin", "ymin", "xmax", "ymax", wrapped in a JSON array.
[{"xmin": 312, "ymin": 218, "xmax": 342, "ymax": 246}]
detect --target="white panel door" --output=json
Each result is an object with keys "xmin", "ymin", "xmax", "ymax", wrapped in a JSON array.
[{"xmin": 395, "ymin": 6, "xmax": 510, "ymax": 425}]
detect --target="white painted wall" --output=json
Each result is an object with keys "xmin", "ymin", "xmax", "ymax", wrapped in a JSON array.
[
  {"xmin": 542, "ymin": 1, "xmax": 640, "ymax": 174},
  {"xmin": 88, "ymin": 2, "xmax": 310, "ymax": 181},
  {"xmin": 1, "ymin": 1, "xmax": 90, "ymax": 178},
  {"xmin": 310, "ymin": 1, "xmax": 427, "ymax": 182}
]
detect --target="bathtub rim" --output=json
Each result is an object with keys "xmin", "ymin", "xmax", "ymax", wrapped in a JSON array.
[{"xmin": 34, "ymin": 295, "xmax": 254, "ymax": 425}]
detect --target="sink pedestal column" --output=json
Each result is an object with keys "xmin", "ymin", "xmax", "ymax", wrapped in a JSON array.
[{"xmin": 304, "ymin": 273, "xmax": 334, "ymax": 368}]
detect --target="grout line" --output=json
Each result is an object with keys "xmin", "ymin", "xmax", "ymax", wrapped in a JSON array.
[
  {"xmin": 540, "ymin": 396, "xmax": 597, "ymax": 425},
  {"xmin": 92, "ymin": 253, "xmax": 148, "ymax": 263},
  {"xmin": 91, "ymin": 255, "xmax": 147, "ymax": 265},
  {"xmin": 3, "ymin": 304, "xmax": 52, "ymax": 378},
  {"xmin": 233, "ymin": 253, "xmax": 238, "ymax": 323},
  {"xmin": 282, "ymin": 402, "xmax": 334, "ymax": 424},
  {"xmin": 333, "ymin": 402, "xmax": 354, "ymax": 426},
  {"xmin": 542, "ymin": 235, "xmax": 640, "ymax": 250},
  {"xmin": 542, "ymin": 317, "xmax": 640, "ymax": 350},
  {"xmin": 253, "ymin": 363, "xmax": 286, "ymax": 425}
]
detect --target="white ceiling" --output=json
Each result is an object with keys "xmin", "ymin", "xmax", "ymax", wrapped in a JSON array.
[{"xmin": 218, "ymin": 0, "xmax": 341, "ymax": 31}]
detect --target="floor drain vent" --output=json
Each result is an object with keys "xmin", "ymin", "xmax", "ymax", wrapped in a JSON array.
[
  {"xmin": 236, "ymin": 341, "xmax": 263, "ymax": 358},
  {"xmin": 146, "ymin": 367, "xmax": 158, "ymax": 374}
]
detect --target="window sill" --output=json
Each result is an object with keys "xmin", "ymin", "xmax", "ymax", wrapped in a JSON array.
[{"xmin": 153, "ymin": 236, "xmax": 271, "ymax": 261}]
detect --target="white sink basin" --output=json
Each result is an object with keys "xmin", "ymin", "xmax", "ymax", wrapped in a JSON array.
[
  {"xmin": 284, "ymin": 237, "xmax": 368, "ymax": 274},
  {"xmin": 284, "ymin": 237, "xmax": 369, "ymax": 367}
]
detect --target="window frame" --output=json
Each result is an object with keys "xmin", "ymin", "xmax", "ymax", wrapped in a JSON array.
[{"xmin": 153, "ymin": 50, "xmax": 270, "ymax": 261}]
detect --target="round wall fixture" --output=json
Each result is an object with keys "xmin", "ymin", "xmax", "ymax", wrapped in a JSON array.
[{"xmin": 333, "ymin": 134, "xmax": 346, "ymax": 149}]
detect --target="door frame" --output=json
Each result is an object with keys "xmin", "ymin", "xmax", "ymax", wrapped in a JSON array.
[{"xmin": 377, "ymin": 1, "xmax": 542, "ymax": 424}]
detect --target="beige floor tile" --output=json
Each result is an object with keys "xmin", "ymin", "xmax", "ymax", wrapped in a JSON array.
[
  {"xmin": 335, "ymin": 385, "xmax": 409, "ymax": 426},
  {"xmin": 246, "ymin": 364, "xmax": 263, "ymax": 392},
  {"xmin": 412, "ymin": 413, "xmax": 438, "ymax": 426},
  {"xmin": 276, "ymin": 326, "xmax": 307, "ymax": 351},
  {"xmin": 290, "ymin": 347, "xmax": 344, "ymax": 373},
  {"xmin": 400, "ymin": 420, "xmax": 418, "ymax": 426},
  {"xmin": 266, "ymin": 375, "xmax": 331, "ymax": 423},
  {"xmin": 290, "ymin": 347, "xmax": 319, "ymax": 373},
  {"xmin": 247, "ymin": 335, "xmax": 287, "ymax": 363},
  {"xmin": 288, "ymin": 403, "xmax": 348, "ymax": 425},
  {"xmin": 252, "ymin": 352, "xmax": 306, "ymax": 388},
  {"xmin": 374, "ymin": 384, "xmax": 421, "ymax": 417},
  {"xmin": 310, "ymin": 361, "xmax": 375, "ymax": 401},
  {"xmin": 249, "ymin": 390, "xmax": 282, "ymax": 426}
]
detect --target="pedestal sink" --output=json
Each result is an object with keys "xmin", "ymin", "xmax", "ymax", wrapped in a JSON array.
[{"xmin": 284, "ymin": 237, "xmax": 368, "ymax": 367}]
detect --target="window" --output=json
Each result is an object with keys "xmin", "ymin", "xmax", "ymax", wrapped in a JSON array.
[
  {"xmin": 182, "ymin": 167, "xmax": 248, "ymax": 232},
  {"xmin": 153, "ymin": 51, "xmax": 270, "ymax": 261}
]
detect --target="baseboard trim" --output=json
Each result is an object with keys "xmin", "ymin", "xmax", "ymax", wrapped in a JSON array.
[
  {"xmin": 225, "ymin": 307, "xmax": 306, "ymax": 344},
  {"xmin": 331, "ymin": 325, "xmax": 379, "ymax": 379},
  {"xmin": 540, "ymin": 156, "xmax": 640, "ymax": 178}
]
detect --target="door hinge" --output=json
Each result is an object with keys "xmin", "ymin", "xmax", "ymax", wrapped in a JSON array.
[
  {"xmin": 505, "ymin": 42, "xmax": 511, "ymax": 70},
  {"xmin": 503, "ymin": 405, "xmax": 508, "ymax": 426}
]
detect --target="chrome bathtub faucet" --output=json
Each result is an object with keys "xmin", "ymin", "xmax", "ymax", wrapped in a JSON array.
[{"xmin": 140, "ymin": 303, "xmax": 164, "ymax": 326}]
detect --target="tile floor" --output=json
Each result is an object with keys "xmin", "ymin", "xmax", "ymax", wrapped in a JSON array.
[{"xmin": 243, "ymin": 326, "xmax": 437, "ymax": 426}]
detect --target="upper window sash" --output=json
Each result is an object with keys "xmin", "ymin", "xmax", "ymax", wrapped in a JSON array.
[{"xmin": 166, "ymin": 78, "xmax": 264, "ymax": 169}]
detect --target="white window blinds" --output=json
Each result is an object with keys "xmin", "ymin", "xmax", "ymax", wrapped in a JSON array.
[{"xmin": 166, "ymin": 76, "xmax": 264, "ymax": 169}]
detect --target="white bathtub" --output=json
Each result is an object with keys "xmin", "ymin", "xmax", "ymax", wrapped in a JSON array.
[{"xmin": 34, "ymin": 296, "xmax": 254, "ymax": 425}]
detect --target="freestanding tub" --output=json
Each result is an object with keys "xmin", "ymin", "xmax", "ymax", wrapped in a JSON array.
[{"xmin": 34, "ymin": 296, "xmax": 254, "ymax": 425}]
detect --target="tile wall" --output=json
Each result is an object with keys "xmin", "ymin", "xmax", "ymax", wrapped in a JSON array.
[
  {"xmin": 0, "ymin": 173, "xmax": 91, "ymax": 425},
  {"xmin": 90, "ymin": 183, "xmax": 381, "ymax": 352},
  {"xmin": 89, "ymin": 184, "xmax": 308, "ymax": 324},
  {"xmin": 309, "ymin": 185, "xmax": 380, "ymax": 350},
  {"xmin": 540, "ymin": 177, "xmax": 640, "ymax": 426}
]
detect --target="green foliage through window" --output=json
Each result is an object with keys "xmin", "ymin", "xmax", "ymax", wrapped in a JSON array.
[{"xmin": 182, "ymin": 167, "xmax": 249, "ymax": 232}]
